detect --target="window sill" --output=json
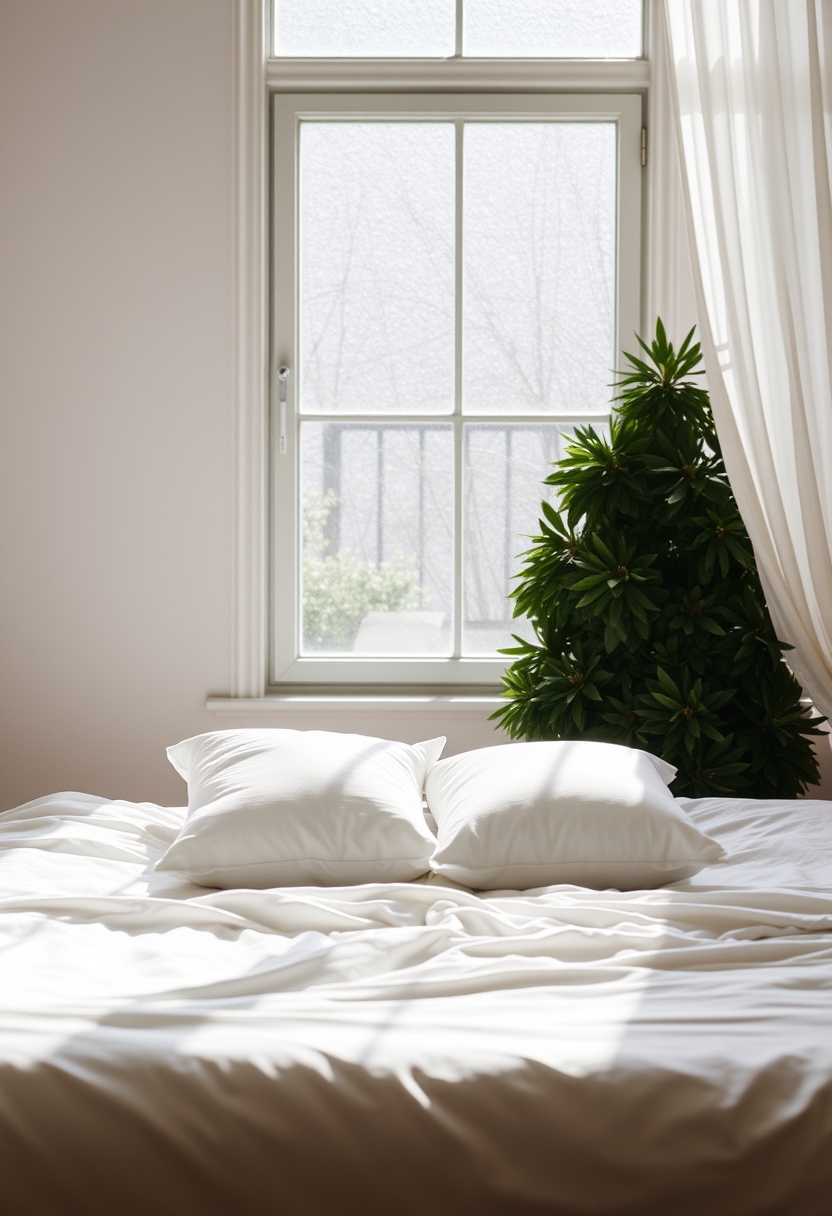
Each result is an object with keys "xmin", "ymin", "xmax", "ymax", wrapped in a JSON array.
[{"xmin": 207, "ymin": 694, "xmax": 504, "ymax": 715}]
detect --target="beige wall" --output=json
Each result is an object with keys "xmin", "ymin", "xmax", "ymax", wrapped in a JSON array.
[
  {"xmin": 1, "ymin": 0, "xmax": 829, "ymax": 810},
  {"xmin": 0, "ymin": 0, "xmax": 234, "ymax": 808}
]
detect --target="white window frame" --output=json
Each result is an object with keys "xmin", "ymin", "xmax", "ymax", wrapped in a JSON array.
[
  {"xmin": 228, "ymin": 0, "xmax": 654, "ymax": 700},
  {"xmin": 271, "ymin": 92, "xmax": 642, "ymax": 689}
]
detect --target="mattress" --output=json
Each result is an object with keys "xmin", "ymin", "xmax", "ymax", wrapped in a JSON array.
[{"xmin": 0, "ymin": 790, "xmax": 831, "ymax": 1215}]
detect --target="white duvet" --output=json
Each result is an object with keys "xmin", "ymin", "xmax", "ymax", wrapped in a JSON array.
[{"xmin": 1, "ymin": 792, "xmax": 831, "ymax": 1215}]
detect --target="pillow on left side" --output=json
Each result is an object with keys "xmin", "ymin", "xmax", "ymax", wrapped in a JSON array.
[{"xmin": 156, "ymin": 728, "xmax": 445, "ymax": 888}]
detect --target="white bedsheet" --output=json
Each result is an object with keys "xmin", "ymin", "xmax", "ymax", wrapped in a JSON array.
[{"xmin": 1, "ymin": 791, "xmax": 831, "ymax": 1215}]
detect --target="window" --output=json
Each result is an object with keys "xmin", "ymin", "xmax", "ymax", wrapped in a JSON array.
[
  {"xmin": 272, "ymin": 0, "xmax": 643, "ymax": 60},
  {"xmin": 267, "ymin": 3, "xmax": 645, "ymax": 691}
]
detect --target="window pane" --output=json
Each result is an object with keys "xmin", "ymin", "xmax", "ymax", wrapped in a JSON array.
[
  {"xmin": 464, "ymin": 0, "xmax": 643, "ymax": 58},
  {"xmin": 301, "ymin": 422, "xmax": 454, "ymax": 655},
  {"xmin": 463, "ymin": 123, "xmax": 616, "ymax": 416},
  {"xmin": 275, "ymin": 0, "xmax": 455, "ymax": 58},
  {"xmin": 300, "ymin": 124, "xmax": 455, "ymax": 415},
  {"xmin": 463, "ymin": 423, "xmax": 576, "ymax": 656}
]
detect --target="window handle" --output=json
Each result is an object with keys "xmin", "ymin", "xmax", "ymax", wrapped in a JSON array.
[{"xmin": 277, "ymin": 365, "xmax": 290, "ymax": 454}]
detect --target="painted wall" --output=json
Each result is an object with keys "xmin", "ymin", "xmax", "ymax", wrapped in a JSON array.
[
  {"xmin": 0, "ymin": 0, "xmax": 235, "ymax": 808},
  {"xmin": 0, "ymin": 0, "xmax": 829, "ymax": 810}
]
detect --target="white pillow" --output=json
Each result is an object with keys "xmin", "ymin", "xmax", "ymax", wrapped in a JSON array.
[
  {"xmin": 426, "ymin": 740, "xmax": 725, "ymax": 891},
  {"xmin": 157, "ymin": 729, "xmax": 445, "ymax": 888}
]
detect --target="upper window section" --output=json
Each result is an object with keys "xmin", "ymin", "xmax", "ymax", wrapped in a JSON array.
[
  {"xmin": 464, "ymin": 1, "xmax": 643, "ymax": 58},
  {"xmin": 275, "ymin": 0, "xmax": 456, "ymax": 58},
  {"xmin": 273, "ymin": 0, "xmax": 644, "ymax": 60}
]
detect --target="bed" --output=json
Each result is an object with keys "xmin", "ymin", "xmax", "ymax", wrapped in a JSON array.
[{"xmin": 1, "ymin": 787, "xmax": 831, "ymax": 1215}]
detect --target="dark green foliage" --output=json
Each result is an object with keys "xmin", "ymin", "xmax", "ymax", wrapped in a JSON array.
[{"xmin": 492, "ymin": 320, "xmax": 825, "ymax": 798}]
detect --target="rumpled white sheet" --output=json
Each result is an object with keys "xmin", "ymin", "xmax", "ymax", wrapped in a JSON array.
[{"xmin": 1, "ymin": 792, "xmax": 831, "ymax": 1215}]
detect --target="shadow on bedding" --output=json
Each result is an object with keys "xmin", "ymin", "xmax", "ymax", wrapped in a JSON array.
[{"xmin": 2, "ymin": 965, "xmax": 832, "ymax": 1216}]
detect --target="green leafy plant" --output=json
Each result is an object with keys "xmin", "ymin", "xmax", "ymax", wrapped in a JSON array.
[
  {"xmin": 492, "ymin": 320, "xmax": 825, "ymax": 797},
  {"xmin": 302, "ymin": 491, "xmax": 426, "ymax": 651}
]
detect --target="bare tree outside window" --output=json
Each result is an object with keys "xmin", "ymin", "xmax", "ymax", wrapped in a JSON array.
[{"xmin": 298, "ymin": 119, "xmax": 616, "ymax": 657}]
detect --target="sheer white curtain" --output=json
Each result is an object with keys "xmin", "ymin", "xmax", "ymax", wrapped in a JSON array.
[
  {"xmin": 647, "ymin": 2, "xmax": 698, "ymax": 342},
  {"xmin": 662, "ymin": 0, "xmax": 832, "ymax": 717}
]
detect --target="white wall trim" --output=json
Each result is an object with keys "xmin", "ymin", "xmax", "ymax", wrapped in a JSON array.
[{"xmin": 231, "ymin": 0, "xmax": 269, "ymax": 697}]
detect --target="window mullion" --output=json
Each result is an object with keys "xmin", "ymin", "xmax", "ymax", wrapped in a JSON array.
[{"xmin": 453, "ymin": 118, "xmax": 464, "ymax": 660}]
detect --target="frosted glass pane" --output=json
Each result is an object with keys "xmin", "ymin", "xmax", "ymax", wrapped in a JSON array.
[
  {"xmin": 463, "ymin": 123, "xmax": 616, "ymax": 416},
  {"xmin": 275, "ymin": 0, "xmax": 455, "ymax": 57},
  {"xmin": 301, "ymin": 422, "xmax": 454, "ymax": 655},
  {"xmin": 464, "ymin": 0, "xmax": 643, "ymax": 58},
  {"xmin": 463, "ymin": 424, "xmax": 575, "ymax": 656},
  {"xmin": 300, "ymin": 124, "xmax": 455, "ymax": 415}
]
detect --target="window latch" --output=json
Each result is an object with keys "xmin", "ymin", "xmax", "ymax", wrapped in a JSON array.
[{"xmin": 277, "ymin": 365, "xmax": 290, "ymax": 454}]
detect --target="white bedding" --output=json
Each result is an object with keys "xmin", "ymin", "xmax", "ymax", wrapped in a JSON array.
[{"xmin": 1, "ymin": 791, "xmax": 831, "ymax": 1214}]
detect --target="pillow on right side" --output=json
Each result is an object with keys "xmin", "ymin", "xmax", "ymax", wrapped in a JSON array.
[{"xmin": 426, "ymin": 740, "xmax": 726, "ymax": 891}]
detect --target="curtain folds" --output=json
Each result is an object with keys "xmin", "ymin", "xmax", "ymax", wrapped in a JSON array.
[{"xmin": 663, "ymin": 0, "xmax": 832, "ymax": 717}]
